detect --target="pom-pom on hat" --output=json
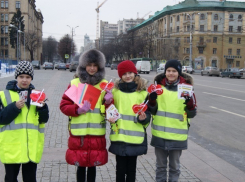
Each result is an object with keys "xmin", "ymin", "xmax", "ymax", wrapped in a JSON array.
[
  {"xmin": 117, "ymin": 60, "xmax": 137, "ymax": 78},
  {"xmin": 15, "ymin": 61, "xmax": 34, "ymax": 80},
  {"xmin": 164, "ymin": 59, "xmax": 182, "ymax": 76}
]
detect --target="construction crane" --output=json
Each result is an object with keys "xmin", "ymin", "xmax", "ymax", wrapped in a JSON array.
[
  {"xmin": 95, "ymin": 0, "xmax": 108, "ymax": 39},
  {"xmin": 141, "ymin": 11, "xmax": 152, "ymax": 19}
]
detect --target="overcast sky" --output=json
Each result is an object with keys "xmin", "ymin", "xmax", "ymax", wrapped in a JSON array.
[{"xmin": 35, "ymin": 0, "xmax": 245, "ymax": 51}]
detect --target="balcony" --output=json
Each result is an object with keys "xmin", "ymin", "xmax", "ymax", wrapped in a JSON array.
[{"xmin": 196, "ymin": 42, "xmax": 206, "ymax": 48}]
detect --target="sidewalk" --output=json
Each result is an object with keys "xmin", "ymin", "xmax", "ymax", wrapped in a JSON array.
[
  {"xmin": 0, "ymin": 70, "xmax": 245, "ymax": 182},
  {"xmin": 0, "ymin": 72, "xmax": 15, "ymax": 79}
]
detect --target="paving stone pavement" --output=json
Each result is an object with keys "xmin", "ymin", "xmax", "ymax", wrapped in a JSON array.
[{"xmin": 0, "ymin": 70, "xmax": 201, "ymax": 182}]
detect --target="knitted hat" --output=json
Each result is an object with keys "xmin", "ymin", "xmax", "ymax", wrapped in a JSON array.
[
  {"xmin": 164, "ymin": 59, "xmax": 182, "ymax": 76},
  {"xmin": 15, "ymin": 61, "xmax": 34, "ymax": 80},
  {"xmin": 117, "ymin": 60, "xmax": 137, "ymax": 78}
]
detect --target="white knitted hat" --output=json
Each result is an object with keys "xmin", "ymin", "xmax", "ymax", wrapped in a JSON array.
[{"xmin": 15, "ymin": 61, "xmax": 34, "ymax": 80}]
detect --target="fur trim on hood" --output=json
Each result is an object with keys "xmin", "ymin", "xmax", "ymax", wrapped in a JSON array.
[
  {"xmin": 154, "ymin": 72, "xmax": 194, "ymax": 85},
  {"xmin": 76, "ymin": 49, "xmax": 106, "ymax": 85},
  {"xmin": 114, "ymin": 75, "xmax": 148, "ymax": 92}
]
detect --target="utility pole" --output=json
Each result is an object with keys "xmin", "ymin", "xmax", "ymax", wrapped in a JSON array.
[{"xmin": 67, "ymin": 25, "xmax": 79, "ymax": 62}]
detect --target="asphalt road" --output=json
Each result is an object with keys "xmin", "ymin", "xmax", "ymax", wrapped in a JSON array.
[{"xmin": 105, "ymin": 68, "xmax": 245, "ymax": 172}]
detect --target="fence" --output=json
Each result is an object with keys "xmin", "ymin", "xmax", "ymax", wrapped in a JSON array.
[{"xmin": 0, "ymin": 59, "xmax": 18, "ymax": 76}]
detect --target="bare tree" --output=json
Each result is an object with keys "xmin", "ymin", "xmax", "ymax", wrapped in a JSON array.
[
  {"xmin": 42, "ymin": 36, "xmax": 57, "ymax": 62},
  {"xmin": 24, "ymin": 31, "xmax": 41, "ymax": 61},
  {"xmin": 58, "ymin": 34, "xmax": 76, "ymax": 62}
]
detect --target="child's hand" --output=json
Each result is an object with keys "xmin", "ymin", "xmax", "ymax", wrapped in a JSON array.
[
  {"xmin": 16, "ymin": 99, "xmax": 25, "ymax": 109},
  {"xmin": 138, "ymin": 112, "xmax": 146, "ymax": 121},
  {"xmin": 108, "ymin": 118, "xmax": 116, "ymax": 124},
  {"xmin": 77, "ymin": 101, "xmax": 91, "ymax": 115},
  {"xmin": 104, "ymin": 89, "xmax": 113, "ymax": 104},
  {"xmin": 37, "ymin": 101, "xmax": 46, "ymax": 108}
]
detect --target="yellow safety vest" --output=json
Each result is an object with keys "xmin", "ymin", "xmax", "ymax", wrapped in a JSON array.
[
  {"xmin": 152, "ymin": 86, "xmax": 189, "ymax": 141},
  {"xmin": 0, "ymin": 90, "xmax": 45, "ymax": 164},
  {"xmin": 69, "ymin": 78, "xmax": 107, "ymax": 136},
  {"xmin": 110, "ymin": 89, "xmax": 148, "ymax": 144}
]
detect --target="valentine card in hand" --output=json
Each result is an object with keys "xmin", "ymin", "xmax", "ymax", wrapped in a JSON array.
[
  {"xmin": 106, "ymin": 104, "xmax": 121, "ymax": 121},
  {"xmin": 100, "ymin": 80, "xmax": 114, "ymax": 92},
  {"xmin": 132, "ymin": 103, "xmax": 148, "ymax": 115},
  {"xmin": 19, "ymin": 91, "xmax": 28, "ymax": 102},
  {"xmin": 147, "ymin": 84, "xmax": 163, "ymax": 95},
  {"xmin": 30, "ymin": 89, "xmax": 46, "ymax": 107}
]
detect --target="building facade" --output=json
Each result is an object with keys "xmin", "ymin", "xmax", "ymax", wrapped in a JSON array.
[
  {"xmin": 100, "ymin": 20, "xmax": 118, "ymax": 47},
  {"xmin": 117, "ymin": 18, "xmax": 144, "ymax": 35},
  {"xmin": 0, "ymin": 0, "xmax": 43, "ymax": 61},
  {"xmin": 84, "ymin": 34, "xmax": 95, "ymax": 52},
  {"xmin": 130, "ymin": 0, "xmax": 245, "ymax": 70}
]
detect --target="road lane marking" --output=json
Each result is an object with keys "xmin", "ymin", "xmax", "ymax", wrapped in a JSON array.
[
  {"xmin": 203, "ymin": 92, "xmax": 245, "ymax": 102},
  {"xmin": 196, "ymin": 83, "xmax": 245, "ymax": 93},
  {"xmin": 210, "ymin": 106, "xmax": 245, "ymax": 118}
]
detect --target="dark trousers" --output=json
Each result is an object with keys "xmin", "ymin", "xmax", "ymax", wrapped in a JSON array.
[
  {"xmin": 77, "ymin": 166, "xmax": 96, "ymax": 182},
  {"xmin": 4, "ymin": 162, "xmax": 37, "ymax": 182},
  {"xmin": 116, "ymin": 155, "xmax": 138, "ymax": 182}
]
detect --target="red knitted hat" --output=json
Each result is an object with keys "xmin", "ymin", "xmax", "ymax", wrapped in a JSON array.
[{"xmin": 117, "ymin": 60, "xmax": 137, "ymax": 78}]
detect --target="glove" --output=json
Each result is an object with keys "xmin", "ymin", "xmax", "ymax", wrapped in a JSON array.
[
  {"xmin": 104, "ymin": 90, "xmax": 113, "ymax": 104},
  {"xmin": 185, "ymin": 97, "xmax": 195, "ymax": 110},
  {"xmin": 77, "ymin": 100, "xmax": 91, "ymax": 115},
  {"xmin": 149, "ymin": 92, "xmax": 157, "ymax": 101}
]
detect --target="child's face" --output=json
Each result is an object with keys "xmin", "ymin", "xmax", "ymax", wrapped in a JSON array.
[
  {"xmin": 165, "ymin": 67, "xmax": 179, "ymax": 83},
  {"xmin": 17, "ymin": 74, "xmax": 32, "ymax": 89},
  {"xmin": 86, "ymin": 63, "xmax": 98, "ymax": 76},
  {"xmin": 121, "ymin": 72, "xmax": 135, "ymax": 83}
]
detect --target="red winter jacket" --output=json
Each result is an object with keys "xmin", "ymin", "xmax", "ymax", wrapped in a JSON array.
[{"xmin": 60, "ymin": 84, "xmax": 108, "ymax": 167}]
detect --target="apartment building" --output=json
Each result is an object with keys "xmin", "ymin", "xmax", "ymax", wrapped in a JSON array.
[
  {"xmin": 0, "ymin": 0, "xmax": 43, "ymax": 61},
  {"xmin": 100, "ymin": 20, "xmax": 118, "ymax": 47},
  {"xmin": 117, "ymin": 18, "xmax": 144, "ymax": 35}
]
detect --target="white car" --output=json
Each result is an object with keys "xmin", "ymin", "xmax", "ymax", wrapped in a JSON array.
[
  {"xmin": 182, "ymin": 66, "xmax": 194, "ymax": 74},
  {"xmin": 135, "ymin": 61, "xmax": 151, "ymax": 74}
]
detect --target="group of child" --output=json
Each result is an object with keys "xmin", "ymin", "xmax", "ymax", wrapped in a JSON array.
[{"xmin": 0, "ymin": 49, "xmax": 196, "ymax": 182}]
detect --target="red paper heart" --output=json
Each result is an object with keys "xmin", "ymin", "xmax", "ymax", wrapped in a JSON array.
[
  {"xmin": 147, "ymin": 84, "xmax": 163, "ymax": 95},
  {"xmin": 30, "ymin": 92, "xmax": 46, "ymax": 103},
  {"xmin": 132, "ymin": 104, "xmax": 148, "ymax": 115},
  {"xmin": 100, "ymin": 82, "xmax": 114, "ymax": 91}
]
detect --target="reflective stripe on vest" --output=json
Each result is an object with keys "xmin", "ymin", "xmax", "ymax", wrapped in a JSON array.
[
  {"xmin": 69, "ymin": 78, "xmax": 107, "ymax": 136},
  {"xmin": 0, "ymin": 90, "xmax": 45, "ymax": 164},
  {"xmin": 110, "ymin": 89, "xmax": 148, "ymax": 144},
  {"xmin": 152, "ymin": 86, "xmax": 189, "ymax": 141}
]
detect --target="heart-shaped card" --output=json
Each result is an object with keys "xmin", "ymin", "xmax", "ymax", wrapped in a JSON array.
[
  {"xmin": 100, "ymin": 82, "xmax": 114, "ymax": 91},
  {"xmin": 147, "ymin": 84, "xmax": 163, "ymax": 95},
  {"xmin": 30, "ymin": 92, "xmax": 46, "ymax": 103},
  {"xmin": 132, "ymin": 103, "xmax": 148, "ymax": 115}
]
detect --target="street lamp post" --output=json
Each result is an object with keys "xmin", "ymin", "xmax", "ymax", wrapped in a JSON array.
[
  {"xmin": 187, "ymin": 14, "xmax": 193, "ymax": 67},
  {"xmin": 67, "ymin": 25, "xmax": 79, "ymax": 62}
]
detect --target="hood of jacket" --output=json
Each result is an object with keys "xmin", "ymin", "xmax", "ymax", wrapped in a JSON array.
[
  {"xmin": 154, "ymin": 72, "xmax": 194, "ymax": 86},
  {"xmin": 6, "ymin": 80, "xmax": 35, "ymax": 92}
]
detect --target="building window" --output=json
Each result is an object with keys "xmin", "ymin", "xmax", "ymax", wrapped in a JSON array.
[
  {"xmin": 5, "ymin": 0, "xmax": 7, "ymax": 8},
  {"xmin": 237, "ymin": 49, "xmax": 240, "ymax": 55},
  {"xmin": 200, "ymin": 14, "xmax": 205, "ymax": 20},
  {"xmin": 1, "ymin": 25, "xmax": 4, "ymax": 34},
  {"xmin": 238, "ymin": 15, "xmax": 242, "ymax": 22},
  {"xmin": 199, "ymin": 36, "xmax": 204, "ymax": 43},
  {"xmin": 236, "ymin": 61, "xmax": 240, "ymax": 67},
  {"xmin": 228, "ymin": 49, "xmax": 232, "ymax": 55},
  {"xmin": 214, "ymin": 25, "xmax": 218, "ymax": 32},
  {"xmin": 170, "ymin": 17, "xmax": 172, "ymax": 23},
  {"xmin": 237, "ymin": 26, "xmax": 242, "ymax": 32},
  {"xmin": 199, "ymin": 48, "xmax": 204, "ymax": 54},
  {"xmin": 186, "ymin": 48, "xmax": 190, "ymax": 54},
  {"xmin": 176, "ymin": 26, "xmax": 179, "ymax": 32},
  {"xmin": 4, "ymin": 37, "xmax": 8, "ymax": 45},
  {"xmin": 16, "ymin": 1, "xmax": 20, "ymax": 9},
  {"xmin": 229, "ymin": 37, "xmax": 232, "ymax": 44},
  {"xmin": 212, "ymin": 60, "xmax": 217, "ymax": 67},
  {"xmin": 5, "ymin": 50, "xmax": 8, "ymax": 57},
  {"xmin": 177, "ymin": 15, "xmax": 179, "ymax": 22},
  {"xmin": 5, "ymin": 14, "xmax": 8, "ymax": 22},
  {"xmin": 229, "ymin": 14, "xmax": 233, "ymax": 21},
  {"xmin": 1, "ymin": 1, "xmax": 4, "ymax": 8},
  {"xmin": 1, "ymin": 37, "xmax": 4, "ymax": 45},
  {"xmin": 187, "ymin": 37, "xmax": 190, "ymax": 43},
  {"xmin": 237, "ymin": 38, "xmax": 241, "ymax": 44},
  {"xmin": 187, "ymin": 25, "xmax": 190, "ymax": 32},
  {"xmin": 229, "ymin": 26, "xmax": 233, "ymax": 32},
  {"xmin": 164, "ymin": 18, "xmax": 166, "ymax": 24},
  {"xmin": 4, "ymin": 26, "xmax": 8, "ymax": 33},
  {"xmin": 213, "ymin": 37, "xmax": 217, "ymax": 43},
  {"xmin": 1, "ymin": 13, "xmax": 3, "ymax": 22},
  {"xmin": 213, "ymin": 48, "xmax": 217, "ymax": 54},
  {"xmin": 200, "ymin": 25, "xmax": 204, "ymax": 32},
  {"xmin": 214, "ymin": 14, "xmax": 218, "ymax": 20}
]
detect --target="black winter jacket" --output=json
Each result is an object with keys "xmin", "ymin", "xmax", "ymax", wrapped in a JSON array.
[
  {"xmin": 148, "ymin": 73, "xmax": 197, "ymax": 151},
  {"xmin": 109, "ymin": 77, "xmax": 151, "ymax": 156},
  {"xmin": 0, "ymin": 80, "xmax": 49, "ymax": 125}
]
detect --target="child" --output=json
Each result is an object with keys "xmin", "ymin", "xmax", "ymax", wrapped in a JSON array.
[
  {"xmin": 148, "ymin": 60, "xmax": 197, "ymax": 182},
  {"xmin": 0, "ymin": 61, "xmax": 49, "ymax": 182},
  {"xmin": 106, "ymin": 60, "xmax": 151, "ymax": 182},
  {"xmin": 60, "ymin": 49, "xmax": 108, "ymax": 182}
]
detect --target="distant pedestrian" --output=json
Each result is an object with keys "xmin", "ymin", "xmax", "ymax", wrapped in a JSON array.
[
  {"xmin": 106, "ymin": 60, "xmax": 151, "ymax": 182},
  {"xmin": 0, "ymin": 61, "xmax": 49, "ymax": 182},
  {"xmin": 148, "ymin": 60, "xmax": 197, "ymax": 182},
  {"xmin": 60, "ymin": 49, "xmax": 108, "ymax": 182}
]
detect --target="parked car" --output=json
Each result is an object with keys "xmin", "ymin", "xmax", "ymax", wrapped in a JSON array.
[
  {"xmin": 105, "ymin": 63, "xmax": 111, "ymax": 67},
  {"xmin": 57, "ymin": 63, "xmax": 67, "ymax": 70},
  {"xmin": 156, "ymin": 63, "xmax": 165, "ymax": 74},
  {"xmin": 201, "ymin": 67, "xmax": 220, "ymax": 76},
  {"xmin": 182, "ymin": 66, "xmax": 194, "ymax": 74},
  {"xmin": 239, "ymin": 68, "xmax": 245, "ymax": 72},
  {"xmin": 69, "ymin": 61, "xmax": 79, "ymax": 72},
  {"xmin": 54, "ymin": 62, "xmax": 61, "ymax": 69},
  {"xmin": 65, "ymin": 63, "xmax": 71, "ymax": 69},
  {"xmin": 111, "ymin": 64, "xmax": 118, "ymax": 70},
  {"xmin": 221, "ymin": 68, "xmax": 243, "ymax": 78},
  {"xmin": 43, "ymin": 62, "xmax": 54, "ymax": 70},
  {"xmin": 31, "ymin": 60, "xmax": 41, "ymax": 69},
  {"xmin": 136, "ymin": 61, "xmax": 151, "ymax": 74}
]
